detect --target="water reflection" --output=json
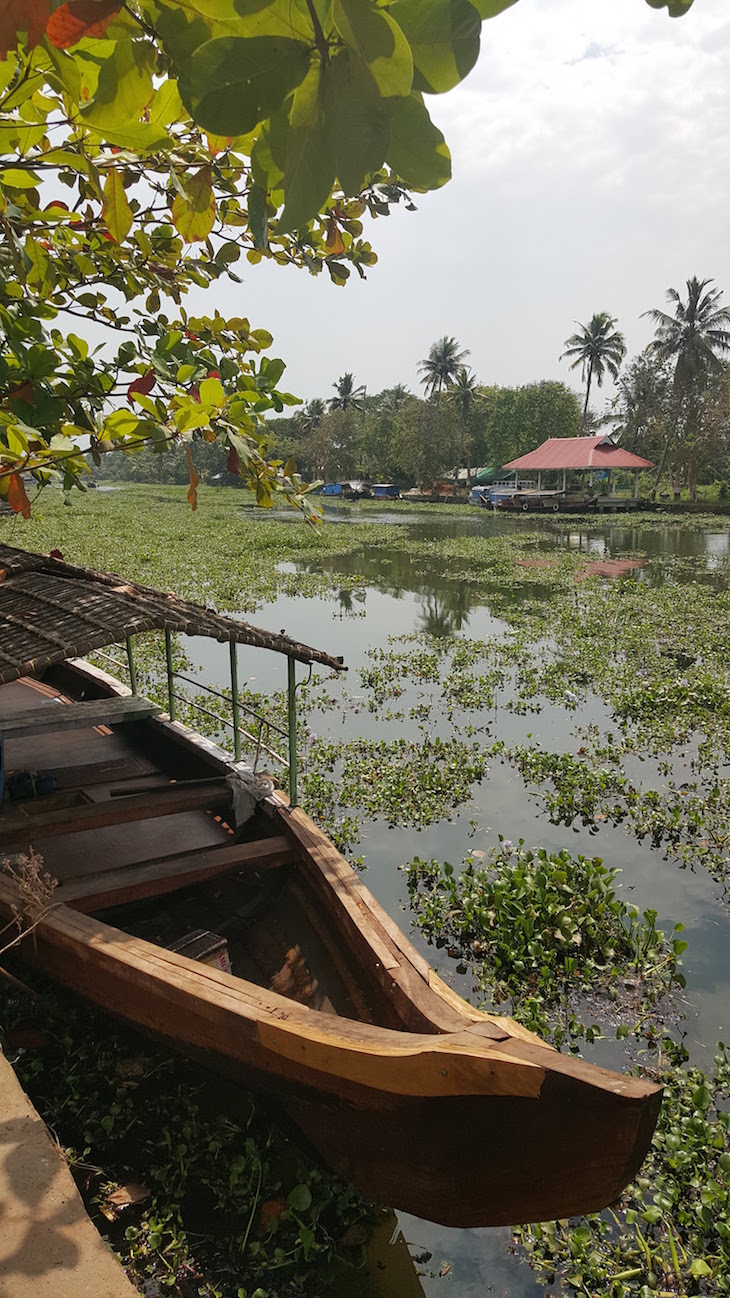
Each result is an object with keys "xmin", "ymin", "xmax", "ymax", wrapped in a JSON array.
[{"xmin": 193, "ymin": 507, "xmax": 730, "ymax": 1298}]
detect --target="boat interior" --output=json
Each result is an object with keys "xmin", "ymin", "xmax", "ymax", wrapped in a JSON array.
[{"xmin": 0, "ymin": 664, "xmax": 379, "ymax": 1027}]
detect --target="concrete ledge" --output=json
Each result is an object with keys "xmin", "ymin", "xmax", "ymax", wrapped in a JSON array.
[{"xmin": 0, "ymin": 1049, "xmax": 138, "ymax": 1297}]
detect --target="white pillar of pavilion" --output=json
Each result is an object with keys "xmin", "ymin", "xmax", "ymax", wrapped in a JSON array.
[
  {"xmin": 634, "ymin": 469, "xmax": 640, "ymax": 499},
  {"xmin": 562, "ymin": 468, "xmax": 567, "ymax": 493}
]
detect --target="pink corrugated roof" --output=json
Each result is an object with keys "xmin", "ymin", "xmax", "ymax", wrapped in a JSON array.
[{"xmin": 504, "ymin": 436, "xmax": 654, "ymax": 471}]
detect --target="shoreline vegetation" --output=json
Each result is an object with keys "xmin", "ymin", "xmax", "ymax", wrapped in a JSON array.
[{"xmin": 2, "ymin": 489, "xmax": 729, "ymax": 1297}]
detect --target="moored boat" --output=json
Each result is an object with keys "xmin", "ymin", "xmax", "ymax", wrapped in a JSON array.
[{"xmin": 0, "ymin": 544, "xmax": 662, "ymax": 1227}]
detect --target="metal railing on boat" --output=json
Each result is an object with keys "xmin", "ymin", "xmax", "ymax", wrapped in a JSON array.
[{"xmin": 95, "ymin": 633, "xmax": 300, "ymax": 805}]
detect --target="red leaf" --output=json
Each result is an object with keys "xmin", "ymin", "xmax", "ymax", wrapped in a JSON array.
[
  {"xmin": 127, "ymin": 370, "xmax": 155, "ymax": 406},
  {"xmin": 49, "ymin": 549, "xmax": 64, "ymax": 560},
  {"xmin": 206, "ymin": 369, "xmax": 221, "ymax": 380},
  {"xmin": 8, "ymin": 381, "xmax": 33, "ymax": 405},
  {"xmin": 46, "ymin": 0, "xmax": 121, "ymax": 49},
  {"xmin": 8, "ymin": 474, "xmax": 31, "ymax": 519},
  {"xmin": 0, "ymin": 0, "xmax": 50, "ymax": 56},
  {"xmin": 227, "ymin": 447, "xmax": 240, "ymax": 475},
  {"xmin": 260, "ymin": 1198, "xmax": 287, "ymax": 1231}
]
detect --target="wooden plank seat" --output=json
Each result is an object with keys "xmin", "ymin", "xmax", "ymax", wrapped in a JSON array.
[
  {"xmin": 0, "ymin": 695, "xmax": 159, "ymax": 740},
  {"xmin": 0, "ymin": 778, "xmax": 230, "ymax": 850},
  {"xmin": 57, "ymin": 833, "xmax": 297, "ymax": 913}
]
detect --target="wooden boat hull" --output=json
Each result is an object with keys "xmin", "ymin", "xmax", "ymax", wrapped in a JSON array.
[{"xmin": 0, "ymin": 660, "xmax": 663, "ymax": 1227}]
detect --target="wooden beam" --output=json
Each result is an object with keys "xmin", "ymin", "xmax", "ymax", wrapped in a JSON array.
[
  {"xmin": 0, "ymin": 695, "xmax": 159, "ymax": 740},
  {"xmin": 58, "ymin": 834, "xmax": 297, "ymax": 912},
  {"xmin": 0, "ymin": 778, "xmax": 230, "ymax": 849}
]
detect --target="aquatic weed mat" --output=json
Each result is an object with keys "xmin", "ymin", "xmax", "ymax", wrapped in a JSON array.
[{"xmin": 0, "ymin": 976, "xmax": 374, "ymax": 1298}]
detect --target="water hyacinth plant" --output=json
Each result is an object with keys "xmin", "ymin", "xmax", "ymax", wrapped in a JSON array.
[{"xmin": 405, "ymin": 843, "xmax": 688, "ymax": 1048}]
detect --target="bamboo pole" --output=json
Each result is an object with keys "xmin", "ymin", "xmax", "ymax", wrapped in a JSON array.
[
  {"xmin": 287, "ymin": 657, "xmax": 298, "ymax": 807},
  {"xmin": 165, "ymin": 629, "xmax": 176, "ymax": 721},
  {"xmin": 230, "ymin": 641, "xmax": 242, "ymax": 761},
  {"xmin": 125, "ymin": 636, "xmax": 138, "ymax": 695}
]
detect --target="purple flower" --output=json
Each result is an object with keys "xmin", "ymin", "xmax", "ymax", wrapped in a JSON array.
[{"xmin": 503, "ymin": 839, "xmax": 513, "ymax": 851}]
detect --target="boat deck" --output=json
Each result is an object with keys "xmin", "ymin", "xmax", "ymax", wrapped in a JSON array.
[
  {"xmin": 0, "ymin": 676, "xmax": 233, "ymax": 887},
  {"xmin": 0, "ymin": 673, "xmax": 360, "ymax": 1020}
]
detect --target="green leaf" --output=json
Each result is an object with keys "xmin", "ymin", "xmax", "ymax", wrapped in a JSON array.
[
  {"xmin": 273, "ymin": 61, "xmax": 337, "ymax": 234},
  {"xmin": 23, "ymin": 235, "xmax": 51, "ymax": 294},
  {"xmin": 0, "ymin": 167, "xmax": 41, "ymax": 188},
  {"xmin": 83, "ymin": 120, "xmax": 171, "ymax": 152},
  {"xmin": 386, "ymin": 93, "xmax": 451, "ymax": 191},
  {"xmin": 324, "ymin": 50, "xmax": 389, "ymax": 195},
  {"xmin": 470, "ymin": 0, "xmax": 518, "ymax": 16},
  {"xmin": 287, "ymin": 1184, "xmax": 312, "ymax": 1212},
  {"xmin": 178, "ymin": 36, "xmax": 311, "ymax": 137},
  {"xmin": 690, "ymin": 1259, "xmax": 712, "ymax": 1278},
  {"xmin": 247, "ymin": 184, "xmax": 269, "ymax": 250},
  {"xmin": 80, "ymin": 36, "xmax": 157, "ymax": 130},
  {"xmin": 395, "ymin": 0, "xmax": 481, "ymax": 95},
  {"xmin": 171, "ymin": 167, "xmax": 216, "ymax": 242},
  {"xmin": 102, "ymin": 169, "xmax": 134, "ymax": 244},
  {"xmin": 333, "ymin": 0, "xmax": 413, "ymax": 98},
  {"xmin": 251, "ymin": 125, "xmax": 284, "ymax": 193}
]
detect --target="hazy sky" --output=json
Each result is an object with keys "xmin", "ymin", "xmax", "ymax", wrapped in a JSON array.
[{"xmin": 190, "ymin": 0, "xmax": 730, "ymax": 413}]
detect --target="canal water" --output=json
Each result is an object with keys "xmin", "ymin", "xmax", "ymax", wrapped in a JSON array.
[{"xmin": 185, "ymin": 507, "xmax": 730, "ymax": 1298}]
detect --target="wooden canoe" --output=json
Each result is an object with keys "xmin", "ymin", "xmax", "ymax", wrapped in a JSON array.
[{"xmin": 0, "ymin": 659, "xmax": 662, "ymax": 1228}]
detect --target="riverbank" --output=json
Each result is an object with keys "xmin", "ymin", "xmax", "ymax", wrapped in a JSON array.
[{"xmin": 0, "ymin": 1048, "xmax": 138, "ymax": 1298}]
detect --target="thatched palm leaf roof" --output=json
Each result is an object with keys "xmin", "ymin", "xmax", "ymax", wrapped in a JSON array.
[{"xmin": 0, "ymin": 544, "xmax": 345, "ymax": 686}]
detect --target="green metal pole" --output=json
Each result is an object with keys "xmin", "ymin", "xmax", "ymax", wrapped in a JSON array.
[
  {"xmin": 287, "ymin": 656, "xmax": 298, "ymax": 807},
  {"xmin": 165, "ymin": 628, "xmax": 176, "ymax": 720},
  {"xmin": 125, "ymin": 637, "xmax": 138, "ymax": 695},
  {"xmin": 230, "ymin": 641, "xmax": 242, "ymax": 761}
]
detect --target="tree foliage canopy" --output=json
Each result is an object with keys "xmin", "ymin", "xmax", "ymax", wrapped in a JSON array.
[{"xmin": 0, "ymin": 0, "xmax": 694, "ymax": 518}]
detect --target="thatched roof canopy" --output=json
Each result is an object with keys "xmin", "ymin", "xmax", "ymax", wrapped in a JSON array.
[{"xmin": 0, "ymin": 544, "xmax": 345, "ymax": 687}]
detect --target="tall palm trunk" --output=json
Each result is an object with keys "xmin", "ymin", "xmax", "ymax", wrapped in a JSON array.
[
  {"xmin": 581, "ymin": 361, "xmax": 594, "ymax": 431},
  {"xmin": 650, "ymin": 442, "xmax": 668, "ymax": 501}
]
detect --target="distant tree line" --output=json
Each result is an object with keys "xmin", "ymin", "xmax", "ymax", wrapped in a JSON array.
[{"xmin": 94, "ymin": 277, "xmax": 730, "ymax": 501}]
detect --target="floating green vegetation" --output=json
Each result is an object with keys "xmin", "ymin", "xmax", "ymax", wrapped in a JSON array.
[
  {"xmin": 404, "ymin": 845, "xmax": 687, "ymax": 1049},
  {"xmin": 500, "ymin": 744, "xmax": 730, "ymax": 893},
  {"xmin": 0, "ymin": 984, "xmax": 371, "ymax": 1298},
  {"xmin": 303, "ymin": 736, "xmax": 491, "ymax": 839},
  {"xmin": 517, "ymin": 1041, "xmax": 730, "ymax": 1298}
]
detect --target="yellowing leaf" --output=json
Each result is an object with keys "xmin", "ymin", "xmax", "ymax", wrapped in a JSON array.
[
  {"xmin": 184, "ymin": 443, "xmax": 200, "ymax": 511},
  {"xmin": 102, "ymin": 169, "xmax": 133, "ymax": 243},
  {"xmin": 325, "ymin": 219, "xmax": 346, "ymax": 256},
  {"xmin": 171, "ymin": 166, "xmax": 215, "ymax": 243},
  {"xmin": 199, "ymin": 376, "xmax": 225, "ymax": 407}
]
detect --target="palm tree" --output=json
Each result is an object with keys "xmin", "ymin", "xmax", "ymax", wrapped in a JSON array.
[
  {"xmin": 418, "ymin": 336, "xmax": 469, "ymax": 399},
  {"xmin": 561, "ymin": 313, "xmax": 626, "ymax": 429},
  {"xmin": 329, "ymin": 372, "xmax": 365, "ymax": 413},
  {"xmin": 642, "ymin": 277, "xmax": 730, "ymax": 500},
  {"xmin": 296, "ymin": 397, "xmax": 326, "ymax": 435},
  {"xmin": 643, "ymin": 276, "xmax": 730, "ymax": 390},
  {"xmin": 380, "ymin": 384, "xmax": 409, "ymax": 413},
  {"xmin": 447, "ymin": 366, "xmax": 478, "ymax": 481}
]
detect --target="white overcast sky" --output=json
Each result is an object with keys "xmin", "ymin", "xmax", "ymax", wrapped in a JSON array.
[{"xmin": 188, "ymin": 0, "xmax": 730, "ymax": 412}]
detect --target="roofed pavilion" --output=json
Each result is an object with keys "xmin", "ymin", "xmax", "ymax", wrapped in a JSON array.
[{"xmin": 504, "ymin": 435, "xmax": 654, "ymax": 496}]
